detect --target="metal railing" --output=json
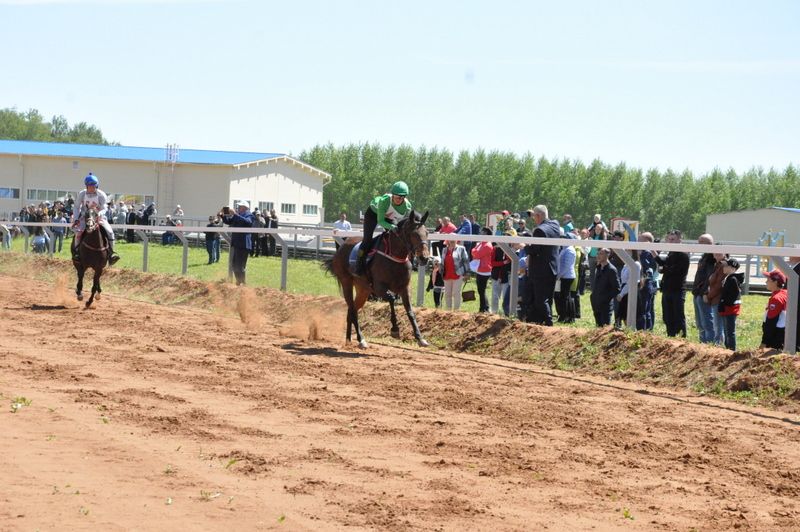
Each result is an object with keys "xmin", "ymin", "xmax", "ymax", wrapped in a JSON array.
[{"xmin": 2, "ymin": 221, "xmax": 799, "ymax": 353}]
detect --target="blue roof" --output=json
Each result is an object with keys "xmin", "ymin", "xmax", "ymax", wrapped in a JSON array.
[
  {"xmin": 771, "ymin": 207, "xmax": 800, "ymax": 214},
  {"xmin": 0, "ymin": 139, "xmax": 283, "ymax": 166}
]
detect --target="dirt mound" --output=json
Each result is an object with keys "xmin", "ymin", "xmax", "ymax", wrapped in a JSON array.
[
  {"xmin": 3, "ymin": 253, "xmax": 798, "ymax": 411},
  {"xmin": 362, "ymin": 307, "xmax": 800, "ymax": 413}
]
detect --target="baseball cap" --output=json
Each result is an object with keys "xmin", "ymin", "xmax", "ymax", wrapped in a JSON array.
[
  {"xmin": 763, "ymin": 269, "xmax": 787, "ymax": 286},
  {"xmin": 235, "ymin": 200, "xmax": 250, "ymax": 210}
]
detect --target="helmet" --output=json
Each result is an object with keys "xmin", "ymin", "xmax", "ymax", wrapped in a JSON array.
[
  {"xmin": 390, "ymin": 181, "xmax": 409, "ymax": 196},
  {"xmin": 84, "ymin": 173, "xmax": 99, "ymax": 187}
]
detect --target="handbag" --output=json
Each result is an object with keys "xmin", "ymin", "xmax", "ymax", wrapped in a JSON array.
[{"xmin": 461, "ymin": 277, "xmax": 476, "ymax": 302}]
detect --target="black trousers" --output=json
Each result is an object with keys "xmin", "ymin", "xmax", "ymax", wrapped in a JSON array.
[
  {"xmin": 231, "ymin": 246, "xmax": 249, "ymax": 285},
  {"xmin": 591, "ymin": 298, "xmax": 613, "ymax": 326},
  {"xmin": 662, "ymin": 290, "xmax": 686, "ymax": 337},
  {"xmin": 361, "ymin": 208, "xmax": 378, "ymax": 254},
  {"xmin": 527, "ymin": 274, "xmax": 556, "ymax": 325},
  {"xmin": 555, "ymin": 278, "xmax": 575, "ymax": 323},
  {"xmin": 476, "ymin": 274, "xmax": 489, "ymax": 312}
]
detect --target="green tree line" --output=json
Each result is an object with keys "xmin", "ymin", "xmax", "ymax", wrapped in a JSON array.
[
  {"xmin": 301, "ymin": 143, "xmax": 799, "ymax": 238},
  {"xmin": 0, "ymin": 107, "xmax": 112, "ymax": 145}
]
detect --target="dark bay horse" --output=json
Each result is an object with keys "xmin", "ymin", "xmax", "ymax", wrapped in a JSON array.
[
  {"xmin": 325, "ymin": 210, "xmax": 430, "ymax": 348},
  {"xmin": 71, "ymin": 208, "xmax": 109, "ymax": 308}
]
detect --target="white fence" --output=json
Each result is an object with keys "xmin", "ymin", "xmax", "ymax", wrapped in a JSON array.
[{"xmin": 2, "ymin": 221, "xmax": 799, "ymax": 353}]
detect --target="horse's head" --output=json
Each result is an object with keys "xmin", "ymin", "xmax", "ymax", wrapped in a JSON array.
[
  {"xmin": 84, "ymin": 208, "xmax": 99, "ymax": 233},
  {"xmin": 397, "ymin": 209, "xmax": 430, "ymax": 265}
]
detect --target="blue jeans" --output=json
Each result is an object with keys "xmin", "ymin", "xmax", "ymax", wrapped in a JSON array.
[
  {"xmin": 711, "ymin": 304, "xmax": 724, "ymax": 344},
  {"xmin": 693, "ymin": 295, "xmax": 715, "ymax": 343},
  {"xmin": 53, "ymin": 232, "xmax": 64, "ymax": 252},
  {"xmin": 721, "ymin": 314, "xmax": 737, "ymax": 351}
]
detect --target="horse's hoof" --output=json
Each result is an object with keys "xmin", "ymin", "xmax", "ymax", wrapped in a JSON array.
[
  {"xmin": 76, "ymin": 293, "xmax": 83, "ymax": 301},
  {"xmin": 417, "ymin": 339, "xmax": 429, "ymax": 348},
  {"xmin": 85, "ymin": 301, "xmax": 92, "ymax": 309},
  {"xmin": 391, "ymin": 329, "xmax": 401, "ymax": 339},
  {"xmin": 95, "ymin": 294, "xmax": 101, "ymax": 300},
  {"xmin": 358, "ymin": 340, "xmax": 369, "ymax": 349}
]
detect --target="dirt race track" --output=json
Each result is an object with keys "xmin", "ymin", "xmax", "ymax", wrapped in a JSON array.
[{"xmin": 2, "ymin": 270, "xmax": 800, "ymax": 531}]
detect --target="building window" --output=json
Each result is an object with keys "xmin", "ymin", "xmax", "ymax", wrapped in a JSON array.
[
  {"xmin": 281, "ymin": 203, "xmax": 296, "ymax": 214},
  {"xmin": 0, "ymin": 188, "xmax": 20, "ymax": 199},
  {"xmin": 113, "ymin": 194, "xmax": 155, "ymax": 207},
  {"xmin": 302, "ymin": 204, "xmax": 318, "ymax": 216},
  {"xmin": 259, "ymin": 201, "xmax": 274, "ymax": 213},
  {"xmin": 26, "ymin": 189, "xmax": 71, "ymax": 202}
]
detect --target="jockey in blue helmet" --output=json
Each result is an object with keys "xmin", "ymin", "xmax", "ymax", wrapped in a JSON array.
[{"xmin": 71, "ymin": 173, "xmax": 120, "ymax": 265}]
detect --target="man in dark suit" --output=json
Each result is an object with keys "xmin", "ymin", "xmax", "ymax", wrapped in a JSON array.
[
  {"xmin": 221, "ymin": 201, "xmax": 254, "ymax": 285},
  {"xmin": 523, "ymin": 204, "xmax": 561, "ymax": 325},
  {"xmin": 266, "ymin": 209, "xmax": 279, "ymax": 256}
]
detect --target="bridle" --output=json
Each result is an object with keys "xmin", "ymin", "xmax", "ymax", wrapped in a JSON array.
[
  {"xmin": 395, "ymin": 216, "xmax": 429, "ymax": 265},
  {"xmin": 80, "ymin": 209, "xmax": 108, "ymax": 252}
]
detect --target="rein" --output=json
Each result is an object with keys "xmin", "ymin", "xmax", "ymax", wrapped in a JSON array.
[
  {"xmin": 80, "ymin": 216, "xmax": 109, "ymax": 253},
  {"xmin": 377, "ymin": 224, "xmax": 424, "ymax": 264}
]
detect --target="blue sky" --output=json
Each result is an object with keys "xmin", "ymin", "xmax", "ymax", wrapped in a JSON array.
[{"xmin": 2, "ymin": 0, "xmax": 799, "ymax": 173}]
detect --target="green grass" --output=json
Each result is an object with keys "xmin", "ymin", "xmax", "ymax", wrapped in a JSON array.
[{"xmin": 4, "ymin": 236, "xmax": 772, "ymax": 350}]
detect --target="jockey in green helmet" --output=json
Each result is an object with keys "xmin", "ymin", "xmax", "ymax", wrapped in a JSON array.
[{"xmin": 354, "ymin": 181, "xmax": 412, "ymax": 276}]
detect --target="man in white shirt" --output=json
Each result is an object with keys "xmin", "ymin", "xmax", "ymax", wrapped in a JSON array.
[{"xmin": 333, "ymin": 211, "xmax": 352, "ymax": 250}]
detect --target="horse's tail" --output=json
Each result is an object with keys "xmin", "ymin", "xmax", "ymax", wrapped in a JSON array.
[{"xmin": 322, "ymin": 255, "xmax": 343, "ymax": 287}]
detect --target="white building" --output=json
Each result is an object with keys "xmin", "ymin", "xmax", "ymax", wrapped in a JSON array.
[
  {"xmin": 0, "ymin": 140, "xmax": 331, "ymax": 223},
  {"xmin": 706, "ymin": 207, "xmax": 800, "ymax": 244}
]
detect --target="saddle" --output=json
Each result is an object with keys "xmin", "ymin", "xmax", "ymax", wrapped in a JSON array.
[{"xmin": 348, "ymin": 232, "xmax": 408, "ymax": 274}]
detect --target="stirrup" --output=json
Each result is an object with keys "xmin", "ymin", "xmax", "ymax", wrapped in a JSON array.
[{"xmin": 108, "ymin": 253, "xmax": 120, "ymax": 266}]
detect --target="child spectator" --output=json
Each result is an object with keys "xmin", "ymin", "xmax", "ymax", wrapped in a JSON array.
[
  {"xmin": 426, "ymin": 256, "xmax": 445, "ymax": 308},
  {"xmin": 718, "ymin": 258, "xmax": 744, "ymax": 351},
  {"xmin": 760, "ymin": 269, "xmax": 788, "ymax": 350}
]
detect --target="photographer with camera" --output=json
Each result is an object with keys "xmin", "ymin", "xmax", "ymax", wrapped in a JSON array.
[{"xmin": 220, "ymin": 201, "xmax": 254, "ymax": 285}]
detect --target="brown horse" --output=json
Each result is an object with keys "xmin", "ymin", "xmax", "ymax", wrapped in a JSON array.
[
  {"xmin": 325, "ymin": 210, "xmax": 430, "ymax": 348},
  {"xmin": 71, "ymin": 208, "xmax": 109, "ymax": 308}
]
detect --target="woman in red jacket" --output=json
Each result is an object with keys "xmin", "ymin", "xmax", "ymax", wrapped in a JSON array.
[{"xmin": 471, "ymin": 227, "xmax": 494, "ymax": 313}]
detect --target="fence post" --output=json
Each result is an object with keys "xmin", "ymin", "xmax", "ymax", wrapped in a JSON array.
[
  {"xmin": 315, "ymin": 224, "xmax": 321, "ymax": 261},
  {"xmin": 135, "ymin": 230, "xmax": 149, "ymax": 272},
  {"xmin": 274, "ymin": 234, "xmax": 288, "ymax": 291},
  {"xmin": 614, "ymin": 248, "xmax": 640, "ymax": 330},
  {"xmin": 498, "ymin": 243, "xmax": 520, "ymax": 318},
  {"xmin": 173, "ymin": 229, "xmax": 189, "ymax": 275},
  {"xmin": 219, "ymin": 232, "xmax": 233, "ymax": 281},
  {"xmin": 20, "ymin": 225, "xmax": 29, "ymax": 253},
  {"xmin": 744, "ymin": 254, "xmax": 751, "ymax": 295},
  {"xmin": 416, "ymin": 259, "xmax": 426, "ymax": 307},
  {"xmin": 773, "ymin": 257, "xmax": 798, "ymax": 354},
  {"xmin": 0, "ymin": 225, "xmax": 9, "ymax": 250}
]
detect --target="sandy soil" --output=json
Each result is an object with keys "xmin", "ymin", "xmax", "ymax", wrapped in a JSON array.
[{"xmin": 1, "ymin": 272, "xmax": 800, "ymax": 531}]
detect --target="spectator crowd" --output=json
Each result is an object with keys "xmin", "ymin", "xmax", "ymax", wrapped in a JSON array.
[
  {"xmin": 426, "ymin": 207, "xmax": 799, "ymax": 353},
  {"xmin": 4, "ymin": 196, "xmax": 798, "ymax": 353}
]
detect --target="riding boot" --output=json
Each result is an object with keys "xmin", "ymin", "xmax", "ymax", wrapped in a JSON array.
[
  {"xmin": 107, "ymin": 240, "xmax": 120, "ymax": 266},
  {"xmin": 72, "ymin": 237, "xmax": 81, "ymax": 262},
  {"xmin": 354, "ymin": 249, "xmax": 368, "ymax": 277}
]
